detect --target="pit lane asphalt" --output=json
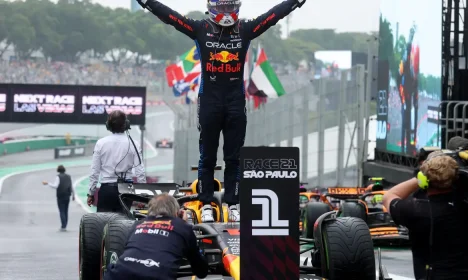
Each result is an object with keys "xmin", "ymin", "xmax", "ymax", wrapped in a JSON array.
[
  {"xmin": 0, "ymin": 145, "xmax": 173, "ymax": 280},
  {"xmin": 0, "ymin": 164, "xmax": 415, "ymax": 280},
  {"xmin": 0, "ymin": 109, "xmax": 414, "ymax": 279}
]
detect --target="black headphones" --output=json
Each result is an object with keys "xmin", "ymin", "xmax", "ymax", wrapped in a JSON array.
[{"xmin": 105, "ymin": 112, "xmax": 131, "ymax": 132}]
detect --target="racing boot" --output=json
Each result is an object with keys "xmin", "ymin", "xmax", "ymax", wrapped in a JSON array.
[
  {"xmin": 228, "ymin": 205, "xmax": 240, "ymax": 222},
  {"xmin": 201, "ymin": 204, "xmax": 215, "ymax": 223}
]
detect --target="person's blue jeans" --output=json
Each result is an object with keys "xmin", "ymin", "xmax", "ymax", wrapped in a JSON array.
[{"xmin": 57, "ymin": 197, "xmax": 70, "ymax": 229}]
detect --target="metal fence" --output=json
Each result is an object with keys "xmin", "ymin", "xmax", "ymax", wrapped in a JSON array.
[{"xmin": 173, "ymin": 65, "xmax": 371, "ymax": 187}]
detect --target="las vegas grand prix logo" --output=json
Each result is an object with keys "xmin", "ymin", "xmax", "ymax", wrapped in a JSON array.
[
  {"xmin": 82, "ymin": 95, "xmax": 143, "ymax": 115},
  {"xmin": 13, "ymin": 94, "xmax": 75, "ymax": 113},
  {"xmin": 0, "ymin": 93, "xmax": 5, "ymax": 112}
]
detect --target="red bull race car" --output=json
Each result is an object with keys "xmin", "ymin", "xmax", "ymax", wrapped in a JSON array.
[
  {"xmin": 155, "ymin": 138, "xmax": 173, "ymax": 148},
  {"xmin": 79, "ymin": 165, "xmax": 385, "ymax": 280}
]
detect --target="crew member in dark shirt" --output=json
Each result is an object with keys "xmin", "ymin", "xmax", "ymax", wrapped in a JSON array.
[
  {"xmin": 383, "ymin": 152, "xmax": 468, "ymax": 280},
  {"xmin": 43, "ymin": 165, "xmax": 74, "ymax": 231},
  {"xmin": 104, "ymin": 194, "xmax": 208, "ymax": 280}
]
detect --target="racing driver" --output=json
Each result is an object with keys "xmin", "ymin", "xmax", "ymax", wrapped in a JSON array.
[{"xmin": 137, "ymin": 0, "xmax": 306, "ymax": 223}]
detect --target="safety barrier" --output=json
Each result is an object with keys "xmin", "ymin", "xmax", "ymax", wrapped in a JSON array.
[
  {"xmin": 0, "ymin": 137, "xmax": 97, "ymax": 156},
  {"xmin": 54, "ymin": 143, "xmax": 95, "ymax": 159},
  {"xmin": 173, "ymin": 65, "xmax": 375, "ymax": 187}
]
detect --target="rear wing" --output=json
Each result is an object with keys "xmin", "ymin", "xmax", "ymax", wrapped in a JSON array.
[
  {"xmin": 190, "ymin": 165, "xmax": 222, "ymax": 171},
  {"xmin": 325, "ymin": 187, "xmax": 367, "ymax": 199},
  {"xmin": 118, "ymin": 182, "xmax": 182, "ymax": 196}
]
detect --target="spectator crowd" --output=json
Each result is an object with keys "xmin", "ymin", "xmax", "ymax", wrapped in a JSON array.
[{"xmin": 0, "ymin": 60, "xmax": 165, "ymax": 93}]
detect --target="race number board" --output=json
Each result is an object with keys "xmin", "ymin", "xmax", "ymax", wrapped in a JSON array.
[{"xmin": 240, "ymin": 147, "xmax": 299, "ymax": 279}]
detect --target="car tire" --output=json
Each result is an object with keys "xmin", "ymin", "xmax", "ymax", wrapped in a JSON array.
[
  {"xmin": 100, "ymin": 220, "xmax": 135, "ymax": 278},
  {"xmin": 340, "ymin": 201, "xmax": 367, "ymax": 222},
  {"xmin": 303, "ymin": 202, "xmax": 331, "ymax": 238},
  {"xmin": 322, "ymin": 217, "xmax": 375, "ymax": 280},
  {"xmin": 79, "ymin": 213, "xmax": 125, "ymax": 280}
]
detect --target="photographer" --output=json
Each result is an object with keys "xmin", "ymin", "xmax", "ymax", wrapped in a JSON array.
[{"xmin": 383, "ymin": 152, "xmax": 468, "ymax": 280}]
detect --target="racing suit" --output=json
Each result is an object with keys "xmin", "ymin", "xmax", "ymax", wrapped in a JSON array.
[
  {"xmin": 139, "ymin": 0, "xmax": 304, "ymax": 206},
  {"xmin": 104, "ymin": 216, "xmax": 208, "ymax": 280}
]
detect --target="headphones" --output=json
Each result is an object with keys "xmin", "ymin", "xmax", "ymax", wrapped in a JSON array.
[
  {"xmin": 417, "ymin": 171, "xmax": 430, "ymax": 190},
  {"xmin": 105, "ymin": 112, "xmax": 131, "ymax": 132}
]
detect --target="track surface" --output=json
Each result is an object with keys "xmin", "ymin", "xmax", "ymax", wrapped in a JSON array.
[
  {"xmin": 0, "ymin": 106, "xmax": 415, "ymax": 279},
  {"xmin": 0, "ymin": 168, "xmax": 416, "ymax": 280}
]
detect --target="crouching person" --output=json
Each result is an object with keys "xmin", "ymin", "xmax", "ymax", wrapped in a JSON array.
[{"xmin": 104, "ymin": 193, "xmax": 209, "ymax": 280}]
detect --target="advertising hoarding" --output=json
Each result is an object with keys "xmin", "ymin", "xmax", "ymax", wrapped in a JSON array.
[{"xmin": 0, "ymin": 84, "xmax": 146, "ymax": 125}]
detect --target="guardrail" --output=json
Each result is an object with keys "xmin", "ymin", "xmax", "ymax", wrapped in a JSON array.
[
  {"xmin": 0, "ymin": 137, "xmax": 97, "ymax": 156},
  {"xmin": 54, "ymin": 143, "xmax": 95, "ymax": 159}
]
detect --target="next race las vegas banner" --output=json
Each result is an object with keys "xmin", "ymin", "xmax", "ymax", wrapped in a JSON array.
[{"xmin": 0, "ymin": 84, "xmax": 146, "ymax": 125}]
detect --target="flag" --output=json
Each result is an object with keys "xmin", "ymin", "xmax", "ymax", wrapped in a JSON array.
[
  {"xmin": 179, "ymin": 46, "xmax": 200, "ymax": 73},
  {"xmin": 165, "ymin": 64, "xmax": 185, "ymax": 87},
  {"xmin": 165, "ymin": 46, "xmax": 200, "ymax": 87},
  {"xmin": 248, "ymin": 44, "xmax": 285, "ymax": 99},
  {"xmin": 172, "ymin": 62, "xmax": 201, "ymax": 98}
]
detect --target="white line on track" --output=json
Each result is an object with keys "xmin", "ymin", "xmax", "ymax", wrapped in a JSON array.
[
  {"xmin": 0, "ymin": 132, "xmax": 156, "ymax": 198},
  {"xmin": 170, "ymin": 121, "xmax": 174, "ymax": 131},
  {"xmin": 73, "ymin": 175, "xmax": 93, "ymax": 214}
]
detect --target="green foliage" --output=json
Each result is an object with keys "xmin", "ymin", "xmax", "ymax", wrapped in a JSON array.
[{"xmin": 0, "ymin": 0, "xmax": 375, "ymax": 63}]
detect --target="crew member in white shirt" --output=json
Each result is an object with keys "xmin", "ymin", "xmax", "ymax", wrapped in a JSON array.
[{"xmin": 86, "ymin": 110, "xmax": 146, "ymax": 212}]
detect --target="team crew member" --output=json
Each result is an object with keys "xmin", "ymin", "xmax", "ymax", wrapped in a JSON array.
[
  {"xmin": 104, "ymin": 194, "xmax": 209, "ymax": 280},
  {"xmin": 87, "ymin": 110, "xmax": 146, "ymax": 212},
  {"xmin": 383, "ymin": 153, "xmax": 468, "ymax": 280},
  {"xmin": 137, "ymin": 0, "xmax": 306, "ymax": 222},
  {"xmin": 42, "ymin": 165, "xmax": 74, "ymax": 231}
]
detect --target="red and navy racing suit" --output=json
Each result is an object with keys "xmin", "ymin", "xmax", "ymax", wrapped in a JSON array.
[
  {"xmin": 138, "ymin": 0, "xmax": 304, "ymax": 206},
  {"xmin": 104, "ymin": 216, "xmax": 208, "ymax": 280}
]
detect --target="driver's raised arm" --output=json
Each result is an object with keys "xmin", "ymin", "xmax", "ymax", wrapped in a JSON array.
[
  {"xmin": 137, "ymin": 0, "xmax": 200, "ymax": 39},
  {"xmin": 243, "ymin": 0, "xmax": 305, "ymax": 40}
]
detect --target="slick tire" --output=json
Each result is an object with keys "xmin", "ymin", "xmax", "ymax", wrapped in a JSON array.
[
  {"xmin": 303, "ymin": 202, "xmax": 331, "ymax": 238},
  {"xmin": 322, "ymin": 217, "xmax": 375, "ymax": 280},
  {"xmin": 79, "ymin": 213, "xmax": 126, "ymax": 280},
  {"xmin": 340, "ymin": 201, "xmax": 367, "ymax": 222},
  {"xmin": 101, "ymin": 220, "xmax": 135, "ymax": 279}
]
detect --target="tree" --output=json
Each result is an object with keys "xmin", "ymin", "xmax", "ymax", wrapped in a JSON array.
[
  {"xmin": 7, "ymin": 14, "xmax": 36, "ymax": 59},
  {"xmin": 186, "ymin": 11, "xmax": 206, "ymax": 20},
  {"xmin": 0, "ymin": 0, "xmax": 376, "ymax": 64}
]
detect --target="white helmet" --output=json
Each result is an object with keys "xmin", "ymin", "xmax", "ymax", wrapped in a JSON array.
[{"xmin": 207, "ymin": 0, "xmax": 242, "ymax": 27}]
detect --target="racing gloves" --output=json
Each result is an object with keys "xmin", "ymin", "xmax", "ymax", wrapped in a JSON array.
[
  {"xmin": 137, "ymin": 0, "xmax": 149, "ymax": 9},
  {"xmin": 296, "ymin": 0, "xmax": 306, "ymax": 7}
]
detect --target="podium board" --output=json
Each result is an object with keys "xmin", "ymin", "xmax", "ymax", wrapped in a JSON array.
[{"xmin": 240, "ymin": 147, "xmax": 300, "ymax": 279}]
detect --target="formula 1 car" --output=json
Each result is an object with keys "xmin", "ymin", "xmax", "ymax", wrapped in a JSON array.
[
  {"xmin": 79, "ymin": 167, "xmax": 380, "ymax": 280},
  {"xmin": 155, "ymin": 138, "xmax": 173, "ymax": 148},
  {"xmin": 318, "ymin": 185, "xmax": 409, "ymax": 245}
]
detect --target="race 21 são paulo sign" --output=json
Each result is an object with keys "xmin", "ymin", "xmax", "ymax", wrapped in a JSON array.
[{"xmin": 0, "ymin": 84, "xmax": 146, "ymax": 125}]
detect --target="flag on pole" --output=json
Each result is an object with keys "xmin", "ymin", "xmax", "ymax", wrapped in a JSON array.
[{"xmin": 248, "ymin": 44, "xmax": 286, "ymax": 99}]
